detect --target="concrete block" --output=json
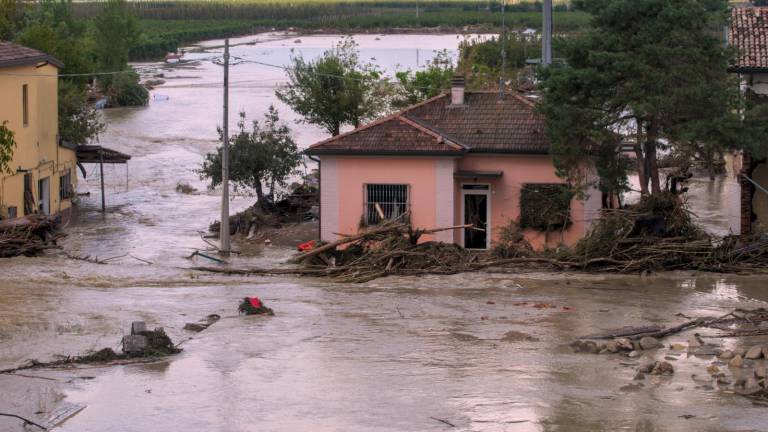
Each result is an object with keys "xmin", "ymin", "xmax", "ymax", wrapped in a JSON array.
[
  {"xmin": 131, "ymin": 321, "xmax": 147, "ymax": 335},
  {"xmin": 122, "ymin": 334, "xmax": 147, "ymax": 354}
]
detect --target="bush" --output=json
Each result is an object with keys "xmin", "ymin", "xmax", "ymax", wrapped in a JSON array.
[{"xmin": 107, "ymin": 71, "xmax": 149, "ymax": 106}]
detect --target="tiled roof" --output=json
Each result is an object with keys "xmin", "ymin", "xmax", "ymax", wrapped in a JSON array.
[
  {"xmin": 730, "ymin": 6, "xmax": 768, "ymax": 72},
  {"xmin": 306, "ymin": 114, "xmax": 465, "ymax": 155},
  {"xmin": 306, "ymin": 91, "xmax": 548, "ymax": 155},
  {"xmin": 0, "ymin": 41, "xmax": 63, "ymax": 69}
]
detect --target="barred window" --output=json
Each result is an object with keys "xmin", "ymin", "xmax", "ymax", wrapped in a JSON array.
[
  {"xmin": 59, "ymin": 170, "xmax": 73, "ymax": 200},
  {"xmin": 364, "ymin": 184, "xmax": 409, "ymax": 225}
]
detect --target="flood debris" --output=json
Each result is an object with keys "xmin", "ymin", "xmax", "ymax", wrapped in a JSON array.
[
  {"xmin": 183, "ymin": 314, "xmax": 221, "ymax": 332},
  {"xmin": 210, "ymin": 182, "xmax": 318, "ymax": 237},
  {"xmin": 0, "ymin": 322, "xmax": 181, "ymax": 375},
  {"xmin": 0, "ymin": 215, "xmax": 63, "ymax": 258},
  {"xmin": 238, "ymin": 297, "xmax": 274, "ymax": 316},
  {"xmin": 572, "ymin": 308, "xmax": 768, "ymax": 403}
]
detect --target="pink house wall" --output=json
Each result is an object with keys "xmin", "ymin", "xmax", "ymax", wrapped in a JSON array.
[
  {"xmin": 321, "ymin": 154, "xmax": 599, "ymax": 250},
  {"xmin": 330, "ymin": 156, "xmax": 446, "ymax": 242},
  {"xmin": 455, "ymin": 155, "xmax": 592, "ymax": 249}
]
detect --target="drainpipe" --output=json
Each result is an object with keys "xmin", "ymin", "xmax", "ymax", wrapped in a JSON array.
[{"xmin": 308, "ymin": 154, "xmax": 321, "ymax": 241}]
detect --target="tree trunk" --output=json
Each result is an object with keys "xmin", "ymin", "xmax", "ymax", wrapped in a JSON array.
[
  {"xmin": 646, "ymin": 118, "xmax": 661, "ymax": 194},
  {"xmin": 254, "ymin": 181, "xmax": 267, "ymax": 211},
  {"xmin": 634, "ymin": 118, "xmax": 649, "ymax": 196},
  {"xmin": 332, "ymin": 122, "xmax": 341, "ymax": 136}
]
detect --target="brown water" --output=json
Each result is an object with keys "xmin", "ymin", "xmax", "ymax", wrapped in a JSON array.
[{"xmin": 0, "ymin": 33, "xmax": 765, "ymax": 431}]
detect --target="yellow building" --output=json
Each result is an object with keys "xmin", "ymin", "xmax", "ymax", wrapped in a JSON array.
[{"xmin": 0, "ymin": 41, "xmax": 76, "ymax": 220}]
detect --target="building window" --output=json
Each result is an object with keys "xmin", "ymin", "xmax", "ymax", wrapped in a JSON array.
[
  {"xmin": 519, "ymin": 183, "xmax": 573, "ymax": 231},
  {"xmin": 22, "ymin": 84, "xmax": 29, "ymax": 126},
  {"xmin": 60, "ymin": 170, "xmax": 73, "ymax": 200},
  {"xmin": 364, "ymin": 184, "xmax": 409, "ymax": 225},
  {"xmin": 7, "ymin": 206, "xmax": 17, "ymax": 219}
]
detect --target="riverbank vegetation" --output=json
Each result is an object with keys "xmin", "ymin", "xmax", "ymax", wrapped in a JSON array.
[
  {"xmin": 1, "ymin": 0, "xmax": 148, "ymax": 133},
  {"xmin": 63, "ymin": 0, "xmax": 589, "ymax": 60}
]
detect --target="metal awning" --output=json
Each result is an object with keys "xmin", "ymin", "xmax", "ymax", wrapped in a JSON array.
[
  {"xmin": 76, "ymin": 145, "xmax": 131, "ymax": 164},
  {"xmin": 75, "ymin": 145, "xmax": 132, "ymax": 213},
  {"xmin": 454, "ymin": 170, "xmax": 503, "ymax": 178}
]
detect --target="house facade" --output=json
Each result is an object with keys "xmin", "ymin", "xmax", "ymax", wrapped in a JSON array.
[
  {"xmin": 307, "ymin": 81, "xmax": 601, "ymax": 250},
  {"xmin": 0, "ymin": 42, "xmax": 76, "ymax": 221},
  {"xmin": 730, "ymin": 5, "xmax": 768, "ymax": 234}
]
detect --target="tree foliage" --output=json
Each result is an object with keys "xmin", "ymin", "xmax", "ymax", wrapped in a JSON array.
[
  {"xmin": 539, "ymin": 0, "xmax": 750, "ymax": 199},
  {"xmin": 200, "ymin": 106, "xmax": 303, "ymax": 209},
  {"xmin": 93, "ymin": 0, "xmax": 147, "ymax": 106},
  {"xmin": 0, "ymin": 121, "xmax": 16, "ymax": 174},
  {"xmin": 14, "ymin": 1, "xmax": 105, "ymax": 144},
  {"xmin": 392, "ymin": 51, "xmax": 454, "ymax": 109},
  {"xmin": 276, "ymin": 38, "xmax": 387, "ymax": 136}
]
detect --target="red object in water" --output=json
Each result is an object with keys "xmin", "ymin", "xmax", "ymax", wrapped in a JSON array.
[
  {"xmin": 248, "ymin": 297, "xmax": 263, "ymax": 309},
  {"xmin": 298, "ymin": 240, "xmax": 316, "ymax": 252}
]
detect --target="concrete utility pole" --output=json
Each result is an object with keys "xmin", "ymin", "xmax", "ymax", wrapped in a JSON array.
[
  {"xmin": 542, "ymin": 0, "xmax": 553, "ymax": 66},
  {"xmin": 220, "ymin": 38, "xmax": 231, "ymax": 254}
]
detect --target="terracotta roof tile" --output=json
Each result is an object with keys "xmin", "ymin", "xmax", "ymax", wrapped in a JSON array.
[
  {"xmin": 730, "ymin": 6, "xmax": 768, "ymax": 71},
  {"xmin": 0, "ymin": 41, "xmax": 63, "ymax": 69},
  {"xmin": 306, "ymin": 91, "xmax": 548, "ymax": 155},
  {"xmin": 306, "ymin": 115, "xmax": 464, "ymax": 155}
]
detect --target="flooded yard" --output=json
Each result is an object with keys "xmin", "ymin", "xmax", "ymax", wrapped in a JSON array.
[{"xmin": 0, "ymin": 32, "xmax": 765, "ymax": 431}]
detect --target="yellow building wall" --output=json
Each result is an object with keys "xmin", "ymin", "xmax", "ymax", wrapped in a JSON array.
[{"xmin": 0, "ymin": 63, "xmax": 77, "ymax": 220}]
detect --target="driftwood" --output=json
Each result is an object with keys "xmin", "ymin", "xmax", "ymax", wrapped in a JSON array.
[{"xmin": 0, "ymin": 216, "xmax": 63, "ymax": 258}]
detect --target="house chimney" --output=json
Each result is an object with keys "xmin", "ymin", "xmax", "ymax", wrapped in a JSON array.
[{"xmin": 451, "ymin": 76, "xmax": 465, "ymax": 105}]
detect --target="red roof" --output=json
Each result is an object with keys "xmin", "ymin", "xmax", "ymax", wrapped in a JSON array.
[
  {"xmin": 730, "ymin": 6, "xmax": 768, "ymax": 72},
  {"xmin": 0, "ymin": 41, "xmax": 63, "ymax": 69},
  {"xmin": 306, "ymin": 91, "xmax": 549, "ymax": 156}
]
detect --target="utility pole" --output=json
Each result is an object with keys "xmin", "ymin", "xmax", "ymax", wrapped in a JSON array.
[
  {"xmin": 542, "ymin": 0, "xmax": 553, "ymax": 66},
  {"xmin": 220, "ymin": 38, "xmax": 231, "ymax": 254},
  {"xmin": 499, "ymin": 0, "xmax": 506, "ymax": 98}
]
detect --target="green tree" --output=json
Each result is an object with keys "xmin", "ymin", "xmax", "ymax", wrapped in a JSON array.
[
  {"xmin": 0, "ymin": 121, "xmax": 16, "ymax": 174},
  {"xmin": 200, "ymin": 106, "xmax": 303, "ymax": 209},
  {"xmin": 0, "ymin": 0, "xmax": 26, "ymax": 40},
  {"xmin": 276, "ymin": 38, "xmax": 386, "ymax": 136},
  {"xmin": 15, "ymin": 1, "xmax": 104, "ymax": 144},
  {"xmin": 392, "ymin": 51, "xmax": 454, "ymax": 109},
  {"xmin": 58, "ymin": 81, "xmax": 105, "ymax": 145},
  {"xmin": 93, "ymin": 0, "xmax": 147, "ymax": 106},
  {"xmin": 540, "ymin": 0, "xmax": 737, "ymax": 197}
]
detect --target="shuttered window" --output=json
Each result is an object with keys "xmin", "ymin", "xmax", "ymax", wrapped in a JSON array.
[
  {"xmin": 364, "ymin": 184, "xmax": 409, "ymax": 225},
  {"xmin": 22, "ymin": 84, "xmax": 29, "ymax": 126}
]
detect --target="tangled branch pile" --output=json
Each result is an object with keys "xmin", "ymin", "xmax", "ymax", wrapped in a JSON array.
[
  {"xmin": 291, "ymin": 220, "xmax": 487, "ymax": 283},
  {"xmin": 0, "ymin": 216, "xmax": 63, "ymax": 258},
  {"xmin": 559, "ymin": 193, "xmax": 768, "ymax": 273},
  {"xmin": 196, "ymin": 193, "xmax": 768, "ymax": 282}
]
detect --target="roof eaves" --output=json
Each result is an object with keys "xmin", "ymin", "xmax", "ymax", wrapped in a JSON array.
[
  {"xmin": 307, "ymin": 93, "xmax": 451, "ymax": 151},
  {"xmin": 304, "ymin": 148, "xmax": 464, "ymax": 156},
  {"xmin": 0, "ymin": 54, "xmax": 64, "ymax": 70}
]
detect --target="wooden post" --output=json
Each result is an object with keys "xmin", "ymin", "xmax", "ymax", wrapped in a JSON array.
[{"xmin": 99, "ymin": 147, "xmax": 105, "ymax": 213}]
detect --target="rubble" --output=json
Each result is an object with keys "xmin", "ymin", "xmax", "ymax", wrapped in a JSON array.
[{"xmin": 0, "ymin": 215, "xmax": 63, "ymax": 258}]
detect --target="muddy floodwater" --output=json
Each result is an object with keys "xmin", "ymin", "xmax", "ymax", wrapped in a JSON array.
[{"xmin": 1, "ymin": 33, "xmax": 766, "ymax": 431}]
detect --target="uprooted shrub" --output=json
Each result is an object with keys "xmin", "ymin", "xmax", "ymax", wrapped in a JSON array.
[{"xmin": 492, "ymin": 220, "xmax": 533, "ymax": 258}]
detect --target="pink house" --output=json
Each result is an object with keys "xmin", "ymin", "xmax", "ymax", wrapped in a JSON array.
[{"xmin": 306, "ymin": 80, "xmax": 601, "ymax": 250}]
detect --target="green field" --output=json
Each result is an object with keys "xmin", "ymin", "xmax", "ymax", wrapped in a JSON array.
[{"xmin": 68, "ymin": 1, "xmax": 588, "ymax": 60}]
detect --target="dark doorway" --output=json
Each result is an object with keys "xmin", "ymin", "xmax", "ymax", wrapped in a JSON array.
[{"xmin": 464, "ymin": 193, "xmax": 488, "ymax": 249}]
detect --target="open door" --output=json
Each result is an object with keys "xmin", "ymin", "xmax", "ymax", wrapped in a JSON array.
[
  {"xmin": 38, "ymin": 177, "xmax": 50, "ymax": 215},
  {"xmin": 462, "ymin": 184, "xmax": 490, "ymax": 249}
]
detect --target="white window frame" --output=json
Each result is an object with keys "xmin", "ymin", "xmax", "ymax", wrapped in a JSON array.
[
  {"xmin": 363, "ymin": 183, "xmax": 410, "ymax": 225},
  {"xmin": 460, "ymin": 183, "xmax": 491, "ymax": 250}
]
